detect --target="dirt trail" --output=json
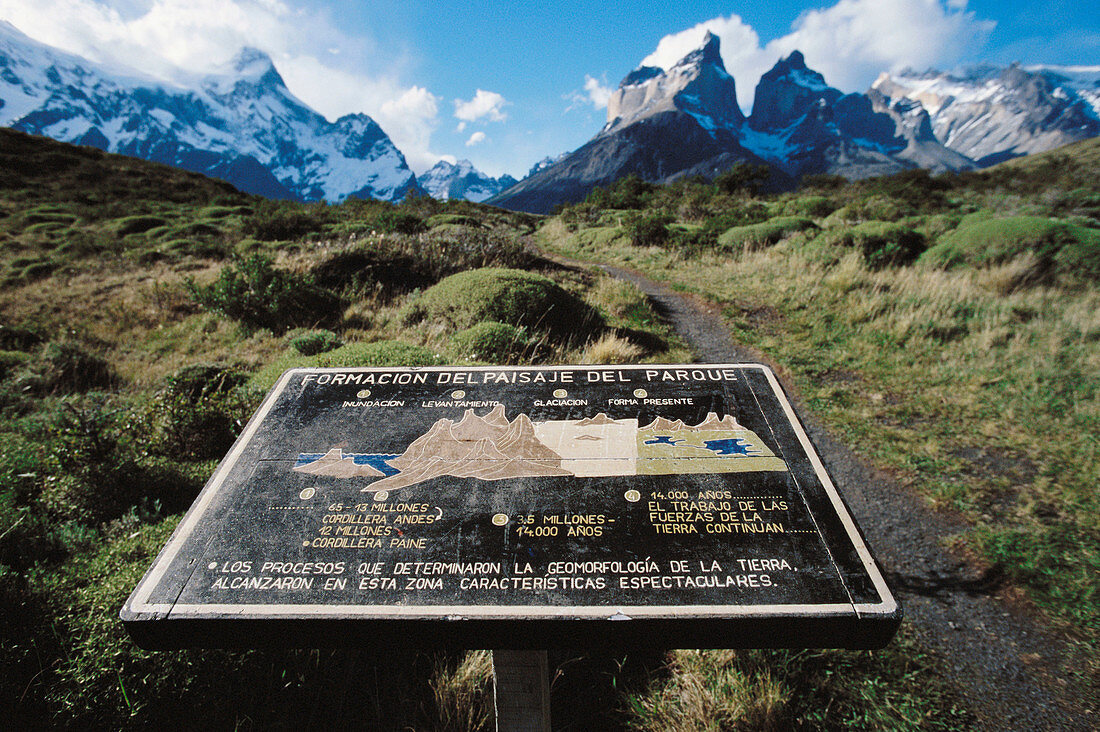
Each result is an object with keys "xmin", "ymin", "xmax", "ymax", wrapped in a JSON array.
[{"xmin": 588, "ymin": 262, "xmax": 1093, "ymax": 730}]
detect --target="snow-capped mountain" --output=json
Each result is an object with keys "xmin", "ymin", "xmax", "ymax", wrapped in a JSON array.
[
  {"xmin": 872, "ymin": 64, "xmax": 1100, "ymax": 165},
  {"xmin": 419, "ymin": 159, "xmax": 517, "ymax": 202},
  {"xmin": 605, "ymin": 34, "xmax": 744, "ymax": 134},
  {"xmin": 525, "ymin": 154, "xmax": 567, "ymax": 178},
  {"xmin": 492, "ymin": 36, "xmax": 966, "ymax": 212},
  {"xmin": 492, "ymin": 33, "xmax": 774, "ymax": 213},
  {"xmin": 743, "ymin": 50, "xmax": 969, "ymax": 178},
  {"xmin": 0, "ymin": 21, "xmax": 420, "ymax": 202}
]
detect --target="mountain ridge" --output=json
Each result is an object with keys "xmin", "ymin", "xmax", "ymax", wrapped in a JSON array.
[{"xmin": 0, "ymin": 22, "xmax": 420, "ymax": 203}]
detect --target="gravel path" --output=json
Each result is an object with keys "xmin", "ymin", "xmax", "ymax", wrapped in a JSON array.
[{"xmin": 589, "ymin": 261, "xmax": 1094, "ymax": 730}]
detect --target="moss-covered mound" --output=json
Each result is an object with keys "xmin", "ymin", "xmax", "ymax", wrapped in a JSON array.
[
  {"xmin": 921, "ymin": 215, "xmax": 1100, "ymax": 283},
  {"xmin": 449, "ymin": 322, "xmax": 530, "ymax": 362},
  {"xmin": 249, "ymin": 340, "xmax": 443, "ymax": 391},
  {"xmin": 815, "ymin": 221, "xmax": 927, "ymax": 268},
  {"xmin": 717, "ymin": 216, "xmax": 816, "ymax": 251},
  {"xmin": 404, "ymin": 267, "xmax": 602, "ymax": 340}
]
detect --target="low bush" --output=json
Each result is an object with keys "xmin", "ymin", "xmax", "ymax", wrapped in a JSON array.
[
  {"xmin": 449, "ymin": 322, "xmax": 530, "ymax": 362},
  {"xmin": 402, "ymin": 267, "xmax": 603, "ymax": 341},
  {"xmin": 0, "ymin": 324, "xmax": 44, "ymax": 351},
  {"xmin": 718, "ymin": 217, "xmax": 816, "ymax": 252},
  {"xmin": 779, "ymin": 195, "xmax": 838, "ymax": 218},
  {"xmin": 427, "ymin": 214, "xmax": 483, "ymax": 229},
  {"xmin": 627, "ymin": 213, "xmax": 673, "ymax": 247},
  {"xmin": 585, "ymin": 175, "xmax": 656, "ymax": 210},
  {"xmin": 714, "ymin": 163, "xmax": 772, "ymax": 196},
  {"xmin": 0, "ymin": 350, "xmax": 30, "ymax": 379},
  {"xmin": 920, "ymin": 215, "xmax": 1100, "ymax": 284},
  {"xmin": 244, "ymin": 201, "xmax": 330, "ymax": 241},
  {"xmin": 310, "ymin": 229, "xmax": 535, "ymax": 298},
  {"xmin": 314, "ymin": 340, "xmax": 441, "ymax": 368},
  {"xmin": 249, "ymin": 340, "xmax": 444, "ymax": 391},
  {"xmin": 816, "ymin": 221, "xmax": 928, "ymax": 269},
  {"xmin": 188, "ymin": 254, "xmax": 342, "ymax": 334},
  {"xmin": 16, "ymin": 340, "xmax": 116, "ymax": 394},
  {"xmin": 824, "ymin": 195, "xmax": 911, "ymax": 225},
  {"xmin": 290, "ymin": 329, "xmax": 342, "ymax": 356},
  {"xmin": 145, "ymin": 364, "xmax": 258, "ymax": 461},
  {"xmin": 39, "ymin": 394, "xmax": 199, "ymax": 524},
  {"xmin": 370, "ymin": 209, "xmax": 425, "ymax": 235}
]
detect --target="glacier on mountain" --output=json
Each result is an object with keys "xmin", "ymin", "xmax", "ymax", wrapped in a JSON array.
[{"xmin": 0, "ymin": 21, "xmax": 419, "ymax": 202}]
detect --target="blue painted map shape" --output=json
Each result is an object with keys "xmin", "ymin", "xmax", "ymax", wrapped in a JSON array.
[
  {"xmin": 644, "ymin": 435, "xmax": 686, "ymax": 446},
  {"xmin": 702, "ymin": 438, "xmax": 761, "ymax": 456},
  {"xmin": 295, "ymin": 453, "xmax": 401, "ymax": 476}
]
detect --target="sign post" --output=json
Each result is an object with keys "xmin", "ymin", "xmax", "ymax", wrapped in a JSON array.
[{"xmin": 123, "ymin": 364, "xmax": 900, "ymax": 726}]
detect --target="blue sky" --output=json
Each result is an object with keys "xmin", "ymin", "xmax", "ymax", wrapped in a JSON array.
[{"xmin": 0, "ymin": 1, "xmax": 1096, "ymax": 178}]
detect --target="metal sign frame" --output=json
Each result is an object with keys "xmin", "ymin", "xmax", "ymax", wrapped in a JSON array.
[{"xmin": 122, "ymin": 364, "xmax": 900, "ymax": 650}]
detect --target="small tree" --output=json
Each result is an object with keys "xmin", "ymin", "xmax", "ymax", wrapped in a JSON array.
[{"xmin": 714, "ymin": 164, "xmax": 771, "ymax": 196}]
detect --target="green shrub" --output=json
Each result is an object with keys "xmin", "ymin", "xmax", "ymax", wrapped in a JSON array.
[
  {"xmin": 249, "ymin": 340, "xmax": 444, "ymax": 391},
  {"xmin": 780, "ymin": 195, "xmax": 838, "ymax": 218},
  {"xmin": 310, "ymin": 229, "xmax": 534, "ymax": 299},
  {"xmin": 19, "ymin": 260, "xmax": 58, "ymax": 282},
  {"xmin": 714, "ymin": 163, "xmax": 771, "ymax": 195},
  {"xmin": 403, "ymin": 268, "xmax": 602, "ymax": 340},
  {"xmin": 0, "ymin": 324, "xmax": 44, "ymax": 352},
  {"xmin": 0, "ymin": 350, "xmax": 30, "ymax": 379},
  {"xmin": 825, "ymin": 195, "xmax": 910, "ymax": 225},
  {"xmin": 697, "ymin": 204, "xmax": 770, "ymax": 244},
  {"xmin": 36, "ymin": 394, "xmax": 196, "ymax": 524},
  {"xmin": 717, "ymin": 216, "xmax": 816, "ymax": 252},
  {"xmin": 450, "ymin": 322, "xmax": 530, "ymax": 362},
  {"xmin": 18, "ymin": 340, "xmax": 116, "ymax": 394},
  {"xmin": 817, "ymin": 222, "xmax": 927, "ymax": 269},
  {"xmin": 920, "ymin": 215, "xmax": 1100, "ymax": 284},
  {"xmin": 370, "ymin": 209, "xmax": 425, "ymax": 235},
  {"xmin": 163, "ymin": 362, "xmax": 249, "ymax": 399},
  {"xmin": 187, "ymin": 254, "xmax": 342, "ymax": 334},
  {"xmin": 585, "ymin": 175, "xmax": 656, "ymax": 210},
  {"xmin": 290, "ymin": 329, "xmax": 342, "ymax": 356},
  {"xmin": 244, "ymin": 201, "xmax": 329, "ymax": 241},
  {"xmin": 314, "ymin": 340, "xmax": 443, "ymax": 368},
  {"xmin": 427, "ymin": 214, "xmax": 482, "ymax": 228},
  {"xmin": 147, "ymin": 364, "xmax": 258, "ymax": 461},
  {"xmin": 627, "ymin": 213, "xmax": 673, "ymax": 247}
]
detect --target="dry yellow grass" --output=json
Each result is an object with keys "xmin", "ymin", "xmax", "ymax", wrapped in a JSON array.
[
  {"xmin": 429, "ymin": 650, "xmax": 494, "ymax": 731},
  {"xmin": 579, "ymin": 332, "xmax": 647, "ymax": 364}
]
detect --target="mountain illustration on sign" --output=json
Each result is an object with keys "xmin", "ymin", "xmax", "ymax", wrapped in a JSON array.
[{"xmin": 292, "ymin": 406, "xmax": 787, "ymax": 491}]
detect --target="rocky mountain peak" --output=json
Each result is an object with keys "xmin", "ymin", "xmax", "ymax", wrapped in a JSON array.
[
  {"xmin": 605, "ymin": 31, "xmax": 742, "ymax": 135},
  {"xmin": 872, "ymin": 64, "xmax": 1100, "ymax": 164},
  {"xmin": 777, "ymin": 50, "xmax": 807, "ymax": 72},
  {"xmin": 230, "ymin": 47, "xmax": 275, "ymax": 74},
  {"xmin": 419, "ymin": 158, "xmax": 518, "ymax": 202},
  {"xmin": 0, "ymin": 25, "xmax": 419, "ymax": 202},
  {"xmin": 749, "ymin": 51, "xmax": 840, "ymax": 131},
  {"xmin": 674, "ymin": 31, "xmax": 723, "ymax": 69}
]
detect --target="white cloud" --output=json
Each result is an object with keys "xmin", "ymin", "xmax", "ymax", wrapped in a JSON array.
[
  {"xmin": 0, "ymin": 0, "xmax": 451, "ymax": 171},
  {"xmin": 454, "ymin": 89, "xmax": 508, "ymax": 123},
  {"xmin": 583, "ymin": 75, "xmax": 613, "ymax": 108},
  {"xmin": 465, "ymin": 131, "xmax": 487, "ymax": 147},
  {"xmin": 638, "ymin": 1, "xmax": 993, "ymax": 112}
]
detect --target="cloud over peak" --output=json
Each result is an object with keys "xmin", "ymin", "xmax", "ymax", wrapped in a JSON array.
[{"xmin": 634, "ymin": 0, "xmax": 994, "ymax": 111}]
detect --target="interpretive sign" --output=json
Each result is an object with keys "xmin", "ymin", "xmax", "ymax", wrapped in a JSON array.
[{"xmin": 122, "ymin": 364, "xmax": 900, "ymax": 650}]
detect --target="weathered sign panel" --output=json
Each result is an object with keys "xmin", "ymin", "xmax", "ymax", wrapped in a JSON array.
[{"xmin": 122, "ymin": 364, "xmax": 900, "ymax": 649}]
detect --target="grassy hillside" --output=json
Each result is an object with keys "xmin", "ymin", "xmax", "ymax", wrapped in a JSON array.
[
  {"xmin": 543, "ymin": 141, "xmax": 1100, "ymax": 688},
  {"xmin": 9, "ymin": 125, "xmax": 1093, "ymax": 728},
  {"xmin": 0, "ymin": 129, "xmax": 706, "ymax": 727}
]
